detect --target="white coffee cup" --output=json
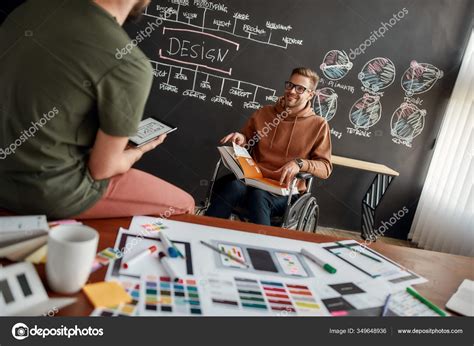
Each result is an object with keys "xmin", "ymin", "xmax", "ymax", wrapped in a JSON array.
[{"xmin": 46, "ymin": 225, "xmax": 99, "ymax": 294}]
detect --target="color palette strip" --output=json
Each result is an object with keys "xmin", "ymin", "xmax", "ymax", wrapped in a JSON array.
[
  {"xmin": 262, "ymin": 281, "xmax": 321, "ymax": 314},
  {"xmin": 209, "ymin": 277, "xmax": 323, "ymax": 315},
  {"xmin": 141, "ymin": 221, "xmax": 168, "ymax": 232},
  {"xmin": 235, "ymin": 277, "xmax": 267, "ymax": 310},
  {"xmin": 142, "ymin": 276, "xmax": 202, "ymax": 316},
  {"xmin": 91, "ymin": 247, "xmax": 122, "ymax": 273}
]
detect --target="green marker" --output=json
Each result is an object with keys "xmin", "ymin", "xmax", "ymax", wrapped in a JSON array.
[
  {"xmin": 301, "ymin": 248, "xmax": 337, "ymax": 274},
  {"xmin": 406, "ymin": 287, "xmax": 447, "ymax": 316}
]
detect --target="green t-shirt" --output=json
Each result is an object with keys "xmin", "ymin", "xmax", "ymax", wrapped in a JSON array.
[{"xmin": 0, "ymin": 0, "xmax": 153, "ymax": 218}]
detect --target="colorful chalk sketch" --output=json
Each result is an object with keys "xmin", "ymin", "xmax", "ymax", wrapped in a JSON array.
[
  {"xmin": 313, "ymin": 87, "xmax": 338, "ymax": 121},
  {"xmin": 358, "ymin": 57, "xmax": 396, "ymax": 93},
  {"xmin": 401, "ymin": 60, "xmax": 444, "ymax": 96},
  {"xmin": 391, "ymin": 60, "xmax": 443, "ymax": 148},
  {"xmin": 349, "ymin": 94, "xmax": 382, "ymax": 130},
  {"xmin": 390, "ymin": 103, "xmax": 427, "ymax": 144},
  {"xmin": 320, "ymin": 50, "xmax": 353, "ymax": 81},
  {"xmin": 347, "ymin": 57, "xmax": 396, "ymax": 138}
]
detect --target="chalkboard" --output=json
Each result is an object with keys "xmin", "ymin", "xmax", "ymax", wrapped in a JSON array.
[{"xmin": 124, "ymin": 0, "xmax": 473, "ymax": 239}]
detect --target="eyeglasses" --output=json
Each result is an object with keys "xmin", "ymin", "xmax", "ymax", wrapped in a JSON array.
[{"xmin": 284, "ymin": 81, "xmax": 312, "ymax": 94}]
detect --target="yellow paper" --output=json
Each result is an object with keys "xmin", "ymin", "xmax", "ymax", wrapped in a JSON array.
[
  {"xmin": 24, "ymin": 244, "xmax": 48, "ymax": 264},
  {"xmin": 83, "ymin": 282, "xmax": 131, "ymax": 308}
]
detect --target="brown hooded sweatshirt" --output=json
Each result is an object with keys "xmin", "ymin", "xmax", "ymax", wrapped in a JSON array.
[{"xmin": 240, "ymin": 97, "xmax": 332, "ymax": 190}]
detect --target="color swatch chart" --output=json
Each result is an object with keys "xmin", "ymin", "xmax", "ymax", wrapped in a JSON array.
[
  {"xmin": 219, "ymin": 244, "xmax": 247, "ymax": 269},
  {"xmin": 140, "ymin": 221, "xmax": 168, "ymax": 232},
  {"xmin": 91, "ymin": 280, "xmax": 141, "ymax": 317},
  {"xmin": 208, "ymin": 276, "xmax": 327, "ymax": 316},
  {"xmin": 139, "ymin": 275, "xmax": 202, "ymax": 316}
]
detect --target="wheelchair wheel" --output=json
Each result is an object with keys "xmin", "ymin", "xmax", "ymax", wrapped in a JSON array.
[{"xmin": 296, "ymin": 197, "xmax": 319, "ymax": 233}]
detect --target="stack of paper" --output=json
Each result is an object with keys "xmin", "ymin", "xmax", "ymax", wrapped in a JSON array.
[{"xmin": 0, "ymin": 216, "xmax": 49, "ymax": 261}]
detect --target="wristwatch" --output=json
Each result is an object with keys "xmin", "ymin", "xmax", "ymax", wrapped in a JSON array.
[{"xmin": 295, "ymin": 158, "xmax": 304, "ymax": 169}]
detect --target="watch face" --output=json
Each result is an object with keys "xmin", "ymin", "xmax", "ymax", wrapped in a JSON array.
[{"xmin": 296, "ymin": 159, "xmax": 303, "ymax": 168}]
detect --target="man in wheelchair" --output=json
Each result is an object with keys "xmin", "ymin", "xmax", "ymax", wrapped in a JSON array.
[{"xmin": 205, "ymin": 67, "xmax": 332, "ymax": 228}]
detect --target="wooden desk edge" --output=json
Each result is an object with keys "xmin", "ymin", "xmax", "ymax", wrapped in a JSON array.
[{"xmin": 332, "ymin": 155, "xmax": 400, "ymax": 176}]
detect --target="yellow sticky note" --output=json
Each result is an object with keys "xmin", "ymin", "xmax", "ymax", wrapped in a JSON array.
[{"xmin": 83, "ymin": 282, "xmax": 131, "ymax": 308}]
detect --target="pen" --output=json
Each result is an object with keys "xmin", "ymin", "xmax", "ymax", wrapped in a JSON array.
[
  {"xmin": 200, "ymin": 240, "xmax": 250, "ymax": 268},
  {"xmin": 381, "ymin": 294, "xmax": 391, "ymax": 316},
  {"xmin": 122, "ymin": 245, "xmax": 157, "ymax": 269},
  {"xmin": 301, "ymin": 248, "xmax": 337, "ymax": 274},
  {"xmin": 159, "ymin": 231, "xmax": 179, "ymax": 258},
  {"xmin": 336, "ymin": 241, "xmax": 382, "ymax": 263},
  {"xmin": 406, "ymin": 287, "xmax": 447, "ymax": 316},
  {"xmin": 158, "ymin": 251, "xmax": 180, "ymax": 282},
  {"xmin": 161, "ymin": 230, "xmax": 185, "ymax": 259}
]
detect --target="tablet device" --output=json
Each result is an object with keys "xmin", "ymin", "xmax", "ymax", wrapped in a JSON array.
[{"xmin": 129, "ymin": 117, "xmax": 177, "ymax": 147}]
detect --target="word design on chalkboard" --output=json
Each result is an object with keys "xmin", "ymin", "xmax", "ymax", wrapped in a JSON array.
[
  {"xmin": 159, "ymin": 27, "xmax": 239, "ymax": 75},
  {"xmin": 391, "ymin": 60, "xmax": 443, "ymax": 147},
  {"xmin": 320, "ymin": 50, "xmax": 353, "ymax": 81},
  {"xmin": 142, "ymin": 1, "xmax": 303, "ymax": 109}
]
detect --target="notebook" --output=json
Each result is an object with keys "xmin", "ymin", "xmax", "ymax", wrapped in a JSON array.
[{"xmin": 446, "ymin": 279, "xmax": 474, "ymax": 316}]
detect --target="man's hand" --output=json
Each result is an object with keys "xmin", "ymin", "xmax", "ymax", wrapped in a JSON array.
[
  {"xmin": 220, "ymin": 132, "xmax": 246, "ymax": 145},
  {"xmin": 89, "ymin": 131, "xmax": 167, "ymax": 181},
  {"xmin": 136, "ymin": 133, "xmax": 167, "ymax": 154},
  {"xmin": 279, "ymin": 160, "xmax": 300, "ymax": 187}
]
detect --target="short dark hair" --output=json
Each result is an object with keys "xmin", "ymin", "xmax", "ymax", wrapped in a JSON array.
[{"xmin": 291, "ymin": 67, "xmax": 319, "ymax": 90}]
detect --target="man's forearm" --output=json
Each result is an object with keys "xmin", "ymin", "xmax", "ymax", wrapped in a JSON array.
[
  {"xmin": 301, "ymin": 159, "xmax": 332, "ymax": 179},
  {"xmin": 89, "ymin": 147, "xmax": 142, "ymax": 180}
]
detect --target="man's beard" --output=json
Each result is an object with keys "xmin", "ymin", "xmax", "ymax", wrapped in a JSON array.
[{"xmin": 126, "ymin": 0, "xmax": 150, "ymax": 23}]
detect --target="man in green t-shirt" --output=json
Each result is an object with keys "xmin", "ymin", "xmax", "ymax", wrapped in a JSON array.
[{"xmin": 0, "ymin": 0, "xmax": 195, "ymax": 219}]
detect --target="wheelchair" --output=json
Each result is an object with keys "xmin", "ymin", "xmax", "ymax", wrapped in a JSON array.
[{"xmin": 196, "ymin": 159, "xmax": 320, "ymax": 233}]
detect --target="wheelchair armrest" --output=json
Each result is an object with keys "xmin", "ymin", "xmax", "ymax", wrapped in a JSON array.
[{"xmin": 295, "ymin": 172, "xmax": 314, "ymax": 181}]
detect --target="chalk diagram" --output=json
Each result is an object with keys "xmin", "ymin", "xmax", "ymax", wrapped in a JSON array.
[
  {"xmin": 401, "ymin": 60, "xmax": 444, "ymax": 97},
  {"xmin": 313, "ymin": 87, "xmax": 338, "ymax": 121},
  {"xmin": 391, "ymin": 60, "xmax": 443, "ymax": 147},
  {"xmin": 390, "ymin": 103, "xmax": 427, "ymax": 141},
  {"xmin": 349, "ymin": 94, "xmax": 382, "ymax": 129},
  {"xmin": 143, "ymin": 0, "xmax": 303, "ymax": 109},
  {"xmin": 347, "ymin": 57, "xmax": 395, "ymax": 133},
  {"xmin": 358, "ymin": 57, "xmax": 396, "ymax": 93},
  {"xmin": 320, "ymin": 50, "xmax": 353, "ymax": 81}
]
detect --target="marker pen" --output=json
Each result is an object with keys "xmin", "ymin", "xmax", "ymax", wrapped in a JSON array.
[
  {"xmin": 159, "ymin": 251, "xmax": 180, "ymax": 282},
  {"xmin": 122, "ymin": 245, "xmax": 157, "ymax": 269},
  {"xmin": 159, "ymin": 231, "xmax": 179, "ymax": 258}
]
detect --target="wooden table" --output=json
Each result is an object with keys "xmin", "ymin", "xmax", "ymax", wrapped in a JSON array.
[
  {"xmin": 8, "ymin": 214, "xmax": 465, "ymax": 316},
  {"xmin": 332, "ymin": 155, "xmax": 400, "ymax": 240}
]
